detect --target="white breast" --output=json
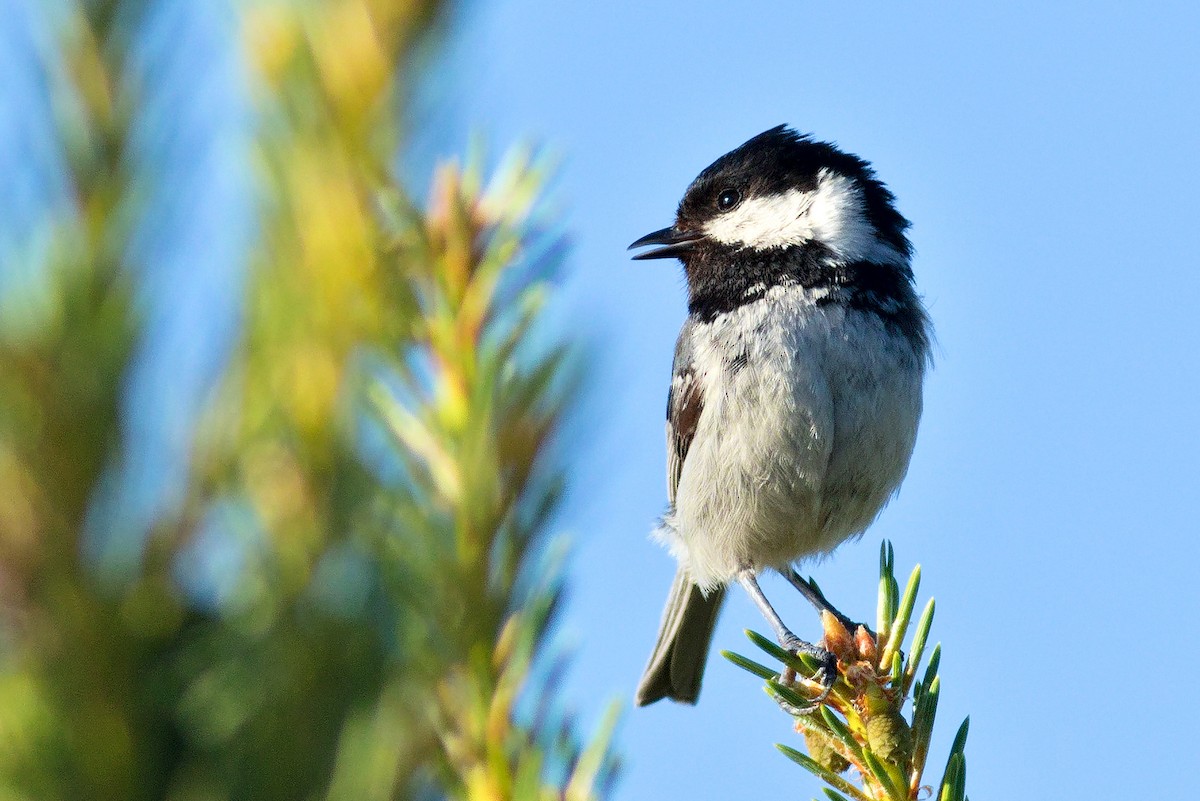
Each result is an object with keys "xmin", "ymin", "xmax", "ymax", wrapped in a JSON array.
[{"xmin": 658, "ymin": 284, "xmax": 925, "ymax": 590}]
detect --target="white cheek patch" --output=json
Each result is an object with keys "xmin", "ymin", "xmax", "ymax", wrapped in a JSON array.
[{"xmin": 702, "ymin": 169, "xmax": 904, "ymax": 265}]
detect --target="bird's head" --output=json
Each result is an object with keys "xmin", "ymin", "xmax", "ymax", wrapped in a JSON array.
[{"xmin": 629, "ymin": 125, "xmax": 911, "ymax": 271}]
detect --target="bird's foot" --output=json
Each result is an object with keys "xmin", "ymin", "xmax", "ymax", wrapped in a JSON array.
[
  {"xmin": 735, "ymin": 569, "xmax": 840, "ymax": 714},
  {"xmin": 772, "ymin": 635, "xmax": 838, "ymax": 715}
]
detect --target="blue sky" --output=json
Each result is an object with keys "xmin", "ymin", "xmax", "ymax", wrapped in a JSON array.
[
  {"xmin": 5, "ymin": 1, "xmax": 1200, "ymax": 798},
  {"xmin": 449, "ymin": 1, "xmax": 1200, "ymax": 798}
]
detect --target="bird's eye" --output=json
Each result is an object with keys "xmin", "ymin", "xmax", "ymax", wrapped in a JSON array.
[{"xmin": 717, "ymin": 188, "xmax": 742, "ymax": 212}]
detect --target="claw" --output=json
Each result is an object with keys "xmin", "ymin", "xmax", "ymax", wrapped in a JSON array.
[{"xmin": 770, "ymin": 643, "xmax": 838, "ymax": 716}]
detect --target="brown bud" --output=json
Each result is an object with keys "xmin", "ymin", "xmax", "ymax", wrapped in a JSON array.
[
  {"xmin": 854, "ymin": 625, "xmax": 878, "ymax": 664},
  {"xmin": 821, "ymin": 610, "xmax": 854, "ymax": 662}
]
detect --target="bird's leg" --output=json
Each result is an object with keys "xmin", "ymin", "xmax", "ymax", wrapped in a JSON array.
[
  {"xmin": 783, "ymin": 567, "xmax": 874, "ymax": 639},
  {"xmin": 736, "ymin": 568, "xmax": 837, "ymax": 713}
]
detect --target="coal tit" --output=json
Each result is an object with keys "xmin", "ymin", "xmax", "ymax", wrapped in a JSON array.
[{"xmin": 630, "ymin": 125, "xmax": 931, "ymax": 706}]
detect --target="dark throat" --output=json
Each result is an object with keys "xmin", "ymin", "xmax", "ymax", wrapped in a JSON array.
[{"xmin": 684, "ymin": 243, "xmax": 927, "ymax": 347}]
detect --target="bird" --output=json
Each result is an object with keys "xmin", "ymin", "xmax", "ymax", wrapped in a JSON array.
[{"xmin": 629, "ymin": 125, "xmax": 931, "ymax": 707}]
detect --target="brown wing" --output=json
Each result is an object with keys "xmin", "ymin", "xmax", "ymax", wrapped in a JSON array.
[{"xmin": 666, "ymin": 322, "xmax": 703, "ymax": 507}]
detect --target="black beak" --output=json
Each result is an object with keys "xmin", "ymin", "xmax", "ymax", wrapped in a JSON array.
[{"xmin": 628, "ymin": 227, "xmax": 704, "ymax": 261}]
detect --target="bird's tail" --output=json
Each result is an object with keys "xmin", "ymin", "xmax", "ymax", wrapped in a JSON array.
[{"xmin": 635, "ymin": 568, "xmax": 726, "ymax": 706}]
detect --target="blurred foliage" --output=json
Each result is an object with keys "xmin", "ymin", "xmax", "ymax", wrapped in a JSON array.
[
  {"xmin": 0, "ymin": 2, "xmax": 616, "ymax": 800},
  {"xmin": 724, "ymin": 543, "xmax": 969, "ymax": 801}
]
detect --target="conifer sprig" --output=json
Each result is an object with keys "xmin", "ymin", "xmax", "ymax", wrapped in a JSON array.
[{"xmin": 722, "ymin": 543, "xmax": 969, "ymax": 801}]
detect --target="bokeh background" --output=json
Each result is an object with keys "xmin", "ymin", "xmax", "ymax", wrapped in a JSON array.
[{"xmin": 3, "ymin": 1, "xmax": 1200, "ymax": 800}]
